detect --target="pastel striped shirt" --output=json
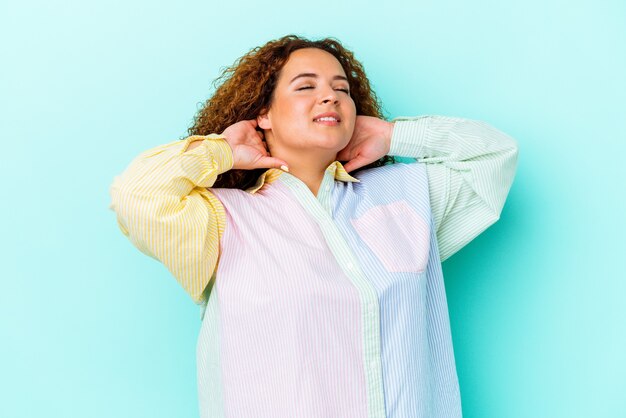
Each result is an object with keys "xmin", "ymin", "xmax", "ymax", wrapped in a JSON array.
[{"xmin": 109, "ymin": 115, "xmax": 519, "ymax": 417}]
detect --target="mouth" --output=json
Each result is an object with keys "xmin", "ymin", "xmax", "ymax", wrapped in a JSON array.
[{"xmin": 313, "ymin": 112, "xmax": 341, "ymax": 126}]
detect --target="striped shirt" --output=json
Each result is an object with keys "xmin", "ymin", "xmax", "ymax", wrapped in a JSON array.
[{"xmin": 109, "ymin": 115, "xmax": 519, "ymax": 417}]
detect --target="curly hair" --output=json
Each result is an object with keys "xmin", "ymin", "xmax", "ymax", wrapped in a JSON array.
[{"xmin": 186, "ymin": 34, "xmax": 396, "ymax": 190}]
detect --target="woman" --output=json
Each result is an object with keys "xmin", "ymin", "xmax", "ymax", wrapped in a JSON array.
[{"xmin": 109, "ymin": 34, "xmax": 519, "ymax": 418}]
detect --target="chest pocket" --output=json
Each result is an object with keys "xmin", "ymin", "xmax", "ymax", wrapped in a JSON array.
[{"xmin": 350, "ymin": 200, "xmax": 430, "ymax": 273}]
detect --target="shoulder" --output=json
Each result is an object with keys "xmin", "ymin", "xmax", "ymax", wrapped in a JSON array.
[{"xmin": 353, "ymin": 161, "xmax": 427, "ymax": 185}]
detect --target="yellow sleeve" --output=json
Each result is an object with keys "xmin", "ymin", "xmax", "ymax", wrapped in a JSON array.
[{"xmin": 108, "ymin": 134, "xmax": 233, "ymax": 304}]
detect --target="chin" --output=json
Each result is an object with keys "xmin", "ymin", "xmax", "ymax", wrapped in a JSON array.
[{"xmin": 314, "ymin": 133, "xmax": 349, "ymax": 149}]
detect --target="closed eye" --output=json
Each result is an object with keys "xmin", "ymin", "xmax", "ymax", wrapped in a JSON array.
[{"xmin": 297, "ymin": 86, "xmax": 350, "ymax": 94}]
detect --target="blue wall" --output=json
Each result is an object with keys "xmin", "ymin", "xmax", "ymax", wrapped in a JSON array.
[{"xmin": 1, "ymin": 0, "xmax": 624, "ymax": 416}]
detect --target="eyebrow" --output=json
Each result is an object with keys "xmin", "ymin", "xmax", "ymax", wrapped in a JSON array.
[{"xmin": 289, "ymin": 73, "xmax": 349, "ymax": 84}]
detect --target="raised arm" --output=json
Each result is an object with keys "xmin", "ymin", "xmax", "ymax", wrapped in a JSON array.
[
  {"xmin": 109, "ymin": 134, "xmax": 233, "ymax": 304},
  {"xmin": 388, "ymin": 115, "xmax": 519, "ymax": 262}
]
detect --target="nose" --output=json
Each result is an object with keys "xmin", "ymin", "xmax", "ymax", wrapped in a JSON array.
[{"xmin": 319, "ymin": 85, "xmax": 339, "ymax": 104}]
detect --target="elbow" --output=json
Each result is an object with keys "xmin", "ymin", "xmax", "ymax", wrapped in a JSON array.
[
  {"xmin": 490, "ymin": 210, "xmax": 502, "ymax": 227},
  {"xmin": 109, "ymin": 185, "xmax": 161, "ymax": 260},
  {"xmin": 109, "ymin": 179, "xmax": 134, "ymax": 220},
  {"xmin": 499, "ymin": 128, "xmax": 520, "ymax": 164},
  {"xmin": 499, "ymin": 134, "xmax": 520, "ymax": 192},
  {"xmin": 109, "ymin": 175, "xmax": 157, "ymax": 220},
  {"xmin": 109, "ymin": 182, "xmax": 150, "ymax": 232},
  {"xmin": 478, "ymin": 119, "xmax": 520, "ymax": 161},
  {"xmin": 509, "ymin": 137, "xmax": 520, "ymax": 165}
]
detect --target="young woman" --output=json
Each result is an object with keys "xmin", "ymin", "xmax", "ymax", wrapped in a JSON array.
[{"xmin": 109, "ymin": 34, "xmax": 519, "ymax": 418}]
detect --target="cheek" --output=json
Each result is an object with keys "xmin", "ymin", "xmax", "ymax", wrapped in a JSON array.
[
  {"xmin": 271, "ymin": 102, "xmax": 294, "ymax": 127},
  {"xmin": 271, "ymin": 102, "xmax": 311, "ymax": 138},
  {"xmin": 344, "ymin": 104, "xmax": 357, "ymax": 130},
  {"xmin": 280, "ymin": 98, "xmax": 307, "ymax": 118}
]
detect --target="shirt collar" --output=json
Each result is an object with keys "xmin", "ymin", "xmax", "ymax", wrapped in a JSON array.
[{"xmin": 245, "ymin": 160, "xmax": 360, "ymax": 194}]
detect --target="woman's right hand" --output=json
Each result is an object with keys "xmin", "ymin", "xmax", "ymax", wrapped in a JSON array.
[{"xmin": 221, "ymin": 119, "xmax": 289, "ymax": 171}]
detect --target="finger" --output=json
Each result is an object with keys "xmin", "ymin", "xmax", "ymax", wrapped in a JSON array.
[
  {"xmin": 342, "ymin": 155, "xmax": 369, "ymax": 173},
  {"xmin": 257, "ymin": 155, "xmax": 289, "ymax": 170},
  {"xmin": 257, "ymin": 135, "xmax": 269, "ymax": 153},
  {"xmin": 336, "ymin": 147, "xmax": 351, "ymax": 161}
]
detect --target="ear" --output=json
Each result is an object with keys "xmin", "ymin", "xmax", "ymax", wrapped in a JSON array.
[{"xmin": 257, "ymin": 109, "xmax": 271, "ymax": 130}]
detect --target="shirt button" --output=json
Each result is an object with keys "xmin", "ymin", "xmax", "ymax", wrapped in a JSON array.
[
  {"xmin": 325, "ymin": 185, "xmax": 330, "ymax": 191},
  {"xmin": 369, "ymin": 360, "xmax": 377, "ymax": 371},
  {"xmin": 347, "ymin": 262, "xmax": 354, "ymax": 270}
]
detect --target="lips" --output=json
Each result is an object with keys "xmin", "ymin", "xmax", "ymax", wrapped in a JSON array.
[{"xmin": 313, "ymin": 112, "xmax": 341, "ymax": 122}]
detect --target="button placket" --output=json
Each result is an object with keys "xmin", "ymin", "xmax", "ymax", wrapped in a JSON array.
[
  {"xmin": 318, "ymin": 171, "xmax": 335, "ymax": 216},
  {"xmin": 279, "ymin": 173, "xmax": 386, "ymax": 417}
]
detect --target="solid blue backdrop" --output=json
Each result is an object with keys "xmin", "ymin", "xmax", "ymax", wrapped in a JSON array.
[{"xmin": 1, "ymin": 0, "xmax": 624, "ymax": 417}]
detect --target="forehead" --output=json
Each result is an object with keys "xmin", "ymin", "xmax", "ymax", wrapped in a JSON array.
[{"xmin": 279, "ymin": 48, "xmax": 346, "ymax": 80}]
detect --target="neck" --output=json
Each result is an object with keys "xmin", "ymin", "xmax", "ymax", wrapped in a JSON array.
[
  {"xmin": 268, "ymin": 143, "xmax": 338, "ymax": 197},
  {"xmin": 287, "ymin": 163, "xmax": 330, "ymax": 197}
]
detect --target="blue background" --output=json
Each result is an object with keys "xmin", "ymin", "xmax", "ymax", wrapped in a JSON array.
[{"xmin": 1, "ymin": 0, "xmax": 625, "ymax": 416}]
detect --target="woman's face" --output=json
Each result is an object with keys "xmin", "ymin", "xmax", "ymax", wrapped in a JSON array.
[{"xmin": 258, "ymin": 48, "xmax": 357, "ymax": 155}]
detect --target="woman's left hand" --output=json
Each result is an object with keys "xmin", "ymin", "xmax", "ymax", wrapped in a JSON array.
[{"xmin": 336, "ymin": 115, "xmax": 394, "ymax": 173}]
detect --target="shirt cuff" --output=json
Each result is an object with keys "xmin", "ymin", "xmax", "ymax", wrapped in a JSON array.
[
  {"xmin": 388, "ymin": 116, "xmax": 429, "ymax": 158},
  {"xmin": 180, "ymin": 134, "xmax": 234, "ymax": 186}
]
